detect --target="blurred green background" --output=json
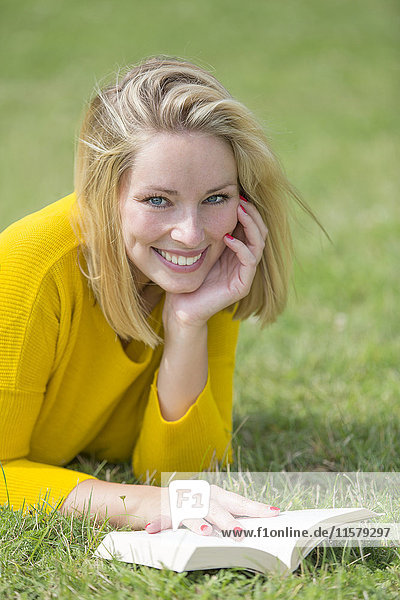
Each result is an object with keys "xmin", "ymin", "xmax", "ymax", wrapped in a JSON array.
[
  {"xmin": 1, "ymin": 0, "xmax": 399, "ymax": 471},
  {"xmin": 1, "ymin": 1, "xmax": 400, "ymax": 595}
]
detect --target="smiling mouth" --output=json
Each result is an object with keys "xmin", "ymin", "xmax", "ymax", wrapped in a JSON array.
[{"xmin": 153, "ymin": 248, "xmax": 204, "ymax": 266}]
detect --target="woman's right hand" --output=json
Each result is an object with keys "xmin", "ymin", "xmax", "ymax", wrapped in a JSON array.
[
  {"xmin": 161, "ymin": 199, "xmax": 268, "ymax": 330},
  {"xmin": 61, "ymin": 480, "xmax": 280, "ymax": 539}
]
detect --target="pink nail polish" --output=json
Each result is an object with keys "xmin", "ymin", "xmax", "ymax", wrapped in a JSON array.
[
  {"xmin": 239, "ymin": 205, "xmax": 247, "ymax": 214},
  {"xmin": 239, "ymin": 195, "xmax": 248, "ymax": 202},
  {"xmin": 225, "ymin": 234, "xmax": 234, "ymax": 240},
  {"xmin": 271, "ymin": 507, "xmax": 280, "ymax": 511},
  {"xmin": 201, "ymin": 524, "xmax": 209, "ymax": 532},
  {"xmin": 234, "ymin": 527, "xmax": 243, "ymax": 534}
]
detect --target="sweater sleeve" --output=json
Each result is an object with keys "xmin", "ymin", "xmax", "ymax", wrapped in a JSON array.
[
  {"xmin": 0, "ymin": 457, "xmax": 95, "ymax": 513},
  {"xmin": 0, "ymin": 223, "xmax": 95, "ymax": 512},
  {"xmin": 132, "ymin": 309, "xmax": 240, "ymax": 483}
]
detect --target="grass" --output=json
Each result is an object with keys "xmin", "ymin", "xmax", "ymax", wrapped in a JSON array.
[
  {"xmin": 0, "ymin": 0, "xmax": 399, "ymax": 597},
  {"xmin": 1, "ymin": 496, "xmax": 400, "ymax": 599}
]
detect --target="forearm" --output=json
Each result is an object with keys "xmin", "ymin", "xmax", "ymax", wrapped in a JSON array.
[
  {"xmin": 60, "ymin": 479, "xmax": 156, "ymax": 529},
  {"xmin": 157, "ymin": 322, "xmax": 208, "ymax": 421}
]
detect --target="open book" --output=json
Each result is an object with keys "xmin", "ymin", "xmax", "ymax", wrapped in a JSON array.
[{"xmin": 95, "ymin": 508, "xmax": 376, "ymax": 575}]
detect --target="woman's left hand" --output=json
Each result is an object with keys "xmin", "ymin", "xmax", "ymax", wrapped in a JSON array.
[
  {"xmin": 165, "ymin": 198, "xmax": 268, "ymax": 327},
  {"xmin": 144, "ymin": 483, "xmax": 280, "ymax": 541}
]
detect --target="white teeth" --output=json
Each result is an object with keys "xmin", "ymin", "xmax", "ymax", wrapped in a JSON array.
[{"xmin": 157, "ymin": 249, "xmax": 202, "ymax": 266}]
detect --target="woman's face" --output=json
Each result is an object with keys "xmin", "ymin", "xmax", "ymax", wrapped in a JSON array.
[{"xmin": 119, "ymin": 132, "xmax": 240, "ymax": 294}]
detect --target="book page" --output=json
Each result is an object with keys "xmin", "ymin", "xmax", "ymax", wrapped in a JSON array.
[{"xmin": 95, "ymin": 507, "xmax": 376, "ymax": 573}]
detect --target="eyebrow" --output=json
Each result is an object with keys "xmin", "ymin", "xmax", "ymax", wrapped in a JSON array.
[{"xmin": 140, "ymin": 183, "xmax": 238, "ymax": 196}]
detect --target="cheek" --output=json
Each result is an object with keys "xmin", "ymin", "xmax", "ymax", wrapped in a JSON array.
[
  {"xmin": 121, "ymin": 206, "xmax": 163, "ymax": 244},
  {"xmin": 206, "ymin": 205, "xmax": 238, "ymax": 239}
]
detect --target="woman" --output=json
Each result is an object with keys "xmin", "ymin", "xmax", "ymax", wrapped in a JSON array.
[{"xmin": 0, "ymin": 56, "xmax": 323, "ymax": 535}]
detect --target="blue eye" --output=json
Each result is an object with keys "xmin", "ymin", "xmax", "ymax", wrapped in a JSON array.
[
  {"xmin": 141, "ymin": 193, "xmax": 230, "ymax": 208},
  {"xmin": 204, "ymin": 194, "xmax": 230, "ymax": 205},
  {"xmin": 144, "ymin": 196, "xmax": 168, "ymax": 208}
]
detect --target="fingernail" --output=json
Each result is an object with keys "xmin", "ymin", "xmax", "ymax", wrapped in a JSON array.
[
  {"xmin": 234, "ymin": 527, "xmax": 243, "ymax": 532},
  {"xmin": 239, "ymin": 195, "xmax": 248, "ymax": 202},
  {"xmin": 271, "ymin": 507, "xmax": 280, "ymax": 511},
  {"xmin": 145, "ymin": 523, "xmax": 151, "ymax": 528},
  {"xmin": 225, "ymin": 234, "xmax": 234, "ymax": 240},
  {"xmin": 201, "ymin": 524, "xmax": 210, "ymax": 532},
  {"xmin": 239, "ymin": 205, "xmax": 247, "ymax": 214}
]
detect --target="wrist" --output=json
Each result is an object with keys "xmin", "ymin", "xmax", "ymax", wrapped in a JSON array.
[
  {"xmin": 162, "ymin": 297, "xmax": 209, "ymax": 332},
  {"xmin": 164, "ymin": 314, "xmax": 208, "ymax": 337}
]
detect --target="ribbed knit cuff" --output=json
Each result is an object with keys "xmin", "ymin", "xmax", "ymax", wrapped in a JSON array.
[
  {"xmin": 132, "ymin": 369, "xmax": 232, "ymax": 482},
  {"xmin": 0, "ymin": 458, "xmax": 96, "ymax": 513}
]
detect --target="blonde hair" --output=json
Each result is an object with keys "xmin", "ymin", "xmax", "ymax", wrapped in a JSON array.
[{"xmin": 72, "ymin": 55, "xmax": 327, "ymax": 348}]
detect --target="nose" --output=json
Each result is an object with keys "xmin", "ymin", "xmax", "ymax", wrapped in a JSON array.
[{"xmin": 170, "ymin": 208, "xmax": 205, "ymax": 248}]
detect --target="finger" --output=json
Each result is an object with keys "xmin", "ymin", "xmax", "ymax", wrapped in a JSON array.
[
  {"xmin": 212, "ymin": 485, "xmax": 280, "ymax": 518},
  {"xmin": 239, "ymin": 198, "xmax": 269, "ymax": 240},
  {"xmin": 236, "ymin": 208, "xmax": 267, "ymax": 267},
  {"xmin": 239, "ymin": 199, "xmax": 268, "ymax": 239},
  {"xmin": 144, "ymin": 513, "xmax": 172, "ymax": 534},
  {"xmin": 181, "ymin": 518, "xmax": 214, "ymax": 536},
  {"xmin": 237, "ymin": 204, "xmax": 268, "ymax": 257},
  {"xmin": 223, "ymin": 235, "xmax": 258, "ymax": 292},
  {"xmin": 202, "ymin": 502, "xmax": 246, "ymax": 543},
  {"xmin": 224, "ymin": 233, "xmax": 259, "ymax": 276}
]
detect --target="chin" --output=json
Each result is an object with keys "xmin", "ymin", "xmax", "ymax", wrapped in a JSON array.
[{"xmin": 160, "ymin": 278, "xmax": 204, "ymax": 295}]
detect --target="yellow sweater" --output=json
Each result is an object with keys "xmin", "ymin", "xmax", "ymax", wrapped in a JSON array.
[{"xmin": 0, "ymin": 194, "xmax": 240, "ymax": 512}]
